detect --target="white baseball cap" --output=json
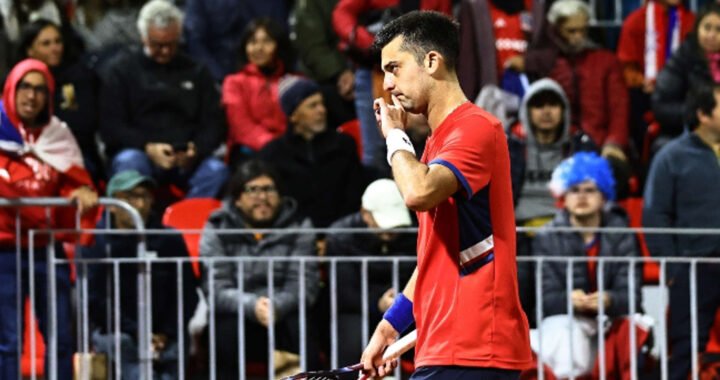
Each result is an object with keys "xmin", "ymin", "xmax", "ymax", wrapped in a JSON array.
[{"xmin": 361, "ymin": 179, "xmax": 412, "ymax": 229}]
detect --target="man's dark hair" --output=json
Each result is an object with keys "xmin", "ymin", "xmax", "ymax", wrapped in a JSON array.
[
  {"xmin": 527, "ymin": 89, "xmax": 564, "ymax": 109},
  {"xmin": 228, "ymin": 159, "xmax": 283, "ymax": 200},
  {"xmin": 685, "ymin": 84, "xmax": 720, "ymax": 129},
  {"xmin": 238, "ymin": 17, "xmax": 294, "ymax": 71},
  {"xmin": 372, "ymin": 11, "xmax": 459, "ymax": 71}
]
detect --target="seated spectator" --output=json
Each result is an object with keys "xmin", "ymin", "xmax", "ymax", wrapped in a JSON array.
[
  {"xmin": 533, "ymin": 152, "xmax": 641, "ymax": 378},
  {"xmin": 617, "ymin": 0, "xmax": 694, "ymax": 154},
  {"xmin": 99, "ymin": 0, "xmax": 228, "ymax": 202},
  {"xmin": 222, "ymin": 18, "xmax": 292, "ymax": 169},
  {"xmin": 259, "ymin": 75, "xmax": 367, "ymax": 228},
  {"xmin": 325, "ymin": 178, "xmax": 416, "ymax": 368},
  {"xmin": 652, "ymin": 3, "xmax": 720, "ymax": 145},
  {"xmin": 644, "ymin": 83, "xmax": 720, "ymax": 380},
  {"xmin": 200, "ymin": 160, "xmax": 321, "ymax": 377},
  {"xmin": 508, "ymin": 78, "xmax": 597, "ymax": 325},
  {"xmin": 81, "ymin": 170, "xmax": 197, "ymax": 379},
  {"xmin": 0, "ymin": 58, "xmax": 98, "ymax": 380},
  {"xmin": 19, "ymin": 18, "xmax": 105, "ymax": 184},
  {"xmin": 0, "ymin": 0, "xmax": 85, "ymax": 81},
  {"xmin": 532, "ymin": 152, "xmax": 641, "ymax": 378},
  {"xmin": 183, "ymin": 0, "xmax": 290, "ymax": 82},
  {"xmin": 523, "ymin": 0, "xmax": 630, "ymax": 171},
  {"xmin": 293, "ymin": 0, "xmax": 356, "ymax": 128}
]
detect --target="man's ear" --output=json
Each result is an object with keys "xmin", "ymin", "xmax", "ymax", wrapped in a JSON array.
[
  {"xmin": 425, "ymin": 51, "xmax": 442, "ymax": 74},
  {"xmin": 697, "ymin": 109, "xmax": 710, "ymax": 125}
]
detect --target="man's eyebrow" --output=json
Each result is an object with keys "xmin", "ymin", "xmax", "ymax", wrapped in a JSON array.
[{"xmin": 382, "ymin": 61, "xmax": 397, "ymax": 73}]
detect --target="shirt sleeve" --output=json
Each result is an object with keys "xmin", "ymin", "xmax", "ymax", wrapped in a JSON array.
[{"xmin": 428, "ymin": 116, "xmax": 498, "ymax": 199}]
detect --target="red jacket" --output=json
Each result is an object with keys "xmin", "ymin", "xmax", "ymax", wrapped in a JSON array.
[
  {"xmin": 0, "ymin": 59, "xmax": 94, "ymax": 247},
  {"xmin": 332, "ymin": 0, "xmax": 452, "ymax": 54},
  {"xmin": 548, "ymin": 48, "xmax": 629, "ymax": 148},
  {"xmin": 222, "ymin": 63, "xmax": 287, "ymax": 151},
  {"xmin": 617, "ymin": 1, "xmax": 694, "ymax": 87}
]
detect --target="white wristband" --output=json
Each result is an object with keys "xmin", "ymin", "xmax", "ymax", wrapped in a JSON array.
[{"xmin": 386, "ymin": 128, "xmax": 416, "ymax": 166}]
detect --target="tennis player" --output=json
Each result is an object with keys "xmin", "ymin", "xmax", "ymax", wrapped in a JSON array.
[{"xmin": 361, "ymin": 11, "xmax": 532, "ymax": 379}]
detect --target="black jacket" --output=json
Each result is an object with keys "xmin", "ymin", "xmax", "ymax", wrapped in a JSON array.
[
  {"xmin": 533, "ymin": 206, "xmax": 641, "ymax": 318},
  {"xmin": 652, "ymin": 35, "xmax": 713, "ymax": 137},
  {"xmin": 259, "ymin": 130, "xmax": 367, "ymax": 227},
  {"xmin": 99, "ymin": 47, "xmax": 225, "ymax": 159}
]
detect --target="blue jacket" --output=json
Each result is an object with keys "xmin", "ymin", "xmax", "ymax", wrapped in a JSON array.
[{"xmin": 643, "ymin": 132, "xmax": 720, "ymax": 257}]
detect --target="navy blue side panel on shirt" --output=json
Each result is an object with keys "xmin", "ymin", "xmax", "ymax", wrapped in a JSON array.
[{"xmin": 456, "ymin": 185, "xmax": 495, "ymax": 276}]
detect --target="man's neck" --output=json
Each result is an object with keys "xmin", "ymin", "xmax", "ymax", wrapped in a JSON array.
[
  {"xmin": 426, "ymin": 79, "xmax": 468, "ymax": 131},
  {"xmin": 695, "ymin": 127, "xmax": 720, "ymax": 150},
  {"xmin": 535, "ymin": 129, "xmax": 558, "ymax": 145},
  {"xmin": 569, "ymin": 212, "xmax": 601, "ymax": 243}
]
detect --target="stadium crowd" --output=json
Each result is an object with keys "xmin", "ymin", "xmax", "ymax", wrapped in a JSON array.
[{"xmin": 1, "ymin": 0, "xmax": 720, "ymax": 379}]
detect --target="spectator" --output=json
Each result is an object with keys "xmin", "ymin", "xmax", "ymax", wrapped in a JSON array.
[
  {"xmin": 99, "ymin": 0, "xmax": 228, "ymax": 201},
  {"xmin": 508, "ymin": 78, "xmax": 597, "ymax": 325},
  {"xmin": 332, "ymin": 0, "xmax": 452, "ymax": 176},
  {"xmin": 222, "ymin": 17, "xmax": 292, "ymax": 169},
  {"xmin": 0, "ymin": 0, "xmax": 85, "ymax": 81},
  {"xmin": 200, "ymin": 160, "xmax": 321, "ymax": 377},
  {"xmin": 534, "ymin": 152, "xmax": 641, "ymax": 378},
  {"xmin": 644, "ymin": 83, "xmax": 720, "ymax": 380},
  {"xmin": 259, "ymin": 75, "xmax": 367, "ymax": 228},
  {"xmin": 293, "ymin": 0, "xmax": 356, "ymax": 128},
  {"xmin": 652, "ymin": 3, "xmax": 720, "ymax": 144},
  {"xmin": 182, "ymin": 0, "xmax": 290, "ymax": 82},
  {"xmin": 325, "ymin": 178, "xmax": 416, "ymax": 367},
  {"xmin": 458, "ymin": 0, "xmax": 536, "ymax": 101},
  {"xmin": 618, "ymin": 0, "xmax": 695, "ymax": 154},
  {"xmin": 523, "ymin": 0, "xmax": 630, "ymax": 170},
  {"xmin": 81, "ymin": 170, "xmax": 197, "ymax": 380},
  {"xmin": 0, "ymin": 58, "xmax": 98, "ymax": 380},
  {"xmin": 19, "ymin": 18, "xmax": 105, "ymax": 184}
]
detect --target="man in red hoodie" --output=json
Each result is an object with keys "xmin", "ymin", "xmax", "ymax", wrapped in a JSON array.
[{"xmin": 0, "ymin": 58, "xmax": 97, "ymax": 379}]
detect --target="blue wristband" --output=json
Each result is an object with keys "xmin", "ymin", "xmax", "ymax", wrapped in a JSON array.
[{"xmin": 383, "ymin": 293, "xmax": 414, "ymax": 333}]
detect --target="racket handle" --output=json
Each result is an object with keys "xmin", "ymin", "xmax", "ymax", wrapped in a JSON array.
[
  {"xmin": 357, "ymin": 330, "xmax": 418, "ymax": 380},
  {"xmin": 382, "ymin": 329, "xmax": 417, "ymax": 361}
]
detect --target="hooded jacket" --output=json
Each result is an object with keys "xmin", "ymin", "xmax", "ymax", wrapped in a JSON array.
[
  {"xmin": 508, "ymin": 78, "xmax": 596, "ymax": 220},
  {"xmin": 199, "ymin": 198, "xmax": 320, "ymax": 323},
  {"xmin": 0, "ymin": 59, "xmax": 93, "ymax": 246}
]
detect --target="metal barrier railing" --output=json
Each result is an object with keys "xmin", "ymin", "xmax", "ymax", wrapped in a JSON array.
[
  {"xmin": 0, "ymin": 198, "xmax": 144, "ymax": 380},
  {"xmin": 6, "ymin": 203, "xmax": 720, "ymax": 380}
]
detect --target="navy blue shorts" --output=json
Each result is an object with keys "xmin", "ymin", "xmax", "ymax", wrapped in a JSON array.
[{"xmin": 410, "ymin": 366, "xmax": 521, "ymax": 380}]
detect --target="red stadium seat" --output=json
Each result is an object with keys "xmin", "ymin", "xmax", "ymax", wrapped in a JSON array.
[
  {"xmin": 337, "ymin": 119, "xmax": 363, "ymax": 160},
  {"xmin": 162, "ymin": 198, "xmax": 222, "ymax": 278},
  {"xmin": 21, "ymin": 298, "xmax": 45, "ymax": 377}
]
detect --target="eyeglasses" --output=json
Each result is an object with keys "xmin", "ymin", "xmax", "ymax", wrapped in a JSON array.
[
  {"xmin": 567, "ymin": 186, "xmax": 600, "ymax": 195},
  {"xmin": 243, "ymin": 185, "xmax": 278, "ymax": 196},
  {"xmin": 17, "ymin": 82, "xmax": 48, "ymax": 95}
]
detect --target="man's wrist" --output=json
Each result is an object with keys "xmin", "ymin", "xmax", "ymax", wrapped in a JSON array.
[
  {"xmin": 383, "ymin": 293, "xmax": 414, "ymax": 333},
  {"xmin": 386, "ymin": 128, "xmax": 415, "ymax": 166}
]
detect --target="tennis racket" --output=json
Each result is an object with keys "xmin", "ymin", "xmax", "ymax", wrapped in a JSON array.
[{"xmin": 280, "ymin": 329, "xmax": 417, "ymax": 380}]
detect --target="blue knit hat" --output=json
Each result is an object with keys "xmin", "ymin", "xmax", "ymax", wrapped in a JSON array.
[
  {"xmin": 278, "ymin": 75, "xmax": 320, "ymax": 117},
  {"xmin": 549, "ymin": 152, "xmax": 616, "ymax": 200}
]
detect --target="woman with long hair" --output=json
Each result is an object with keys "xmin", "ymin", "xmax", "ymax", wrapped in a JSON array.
[{"xmin": 221, "ymin": 18, "xmax": 294, "ymax": 170}]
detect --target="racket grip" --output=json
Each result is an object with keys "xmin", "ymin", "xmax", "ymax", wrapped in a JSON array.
[{"xmin": 382, "ymin": 329, "xmax": 417, "ymax": 361}]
